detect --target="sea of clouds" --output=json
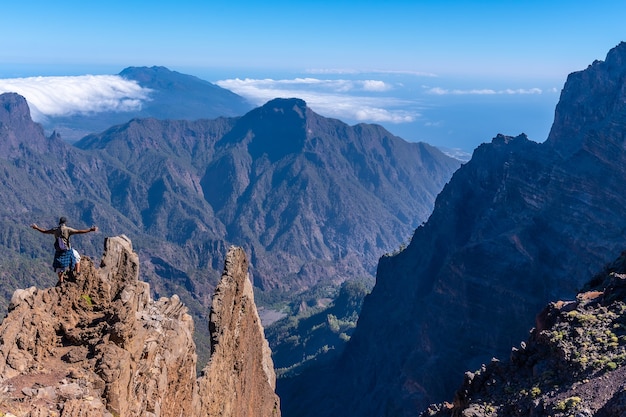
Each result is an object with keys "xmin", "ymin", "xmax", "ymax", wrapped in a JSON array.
[
  {"xmin": 0, "ymin": 75, "xmax": 152, "ymax": 122},
  {"xmin": 214, "ymin": 75, "xmax": 555, "ymax": 149},
  {"xmin": 215, "ymin": 77, "xmax": 418, "ymax": 124},
  {"xmin": 0, "ymin": 72, "xmax": 549, "ymax": 127}
]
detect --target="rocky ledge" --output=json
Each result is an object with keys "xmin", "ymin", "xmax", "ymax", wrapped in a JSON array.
[
  {"xmin": 423, "ymin": 250, "xmax": 626, "ymax": 417},
  {"xmin": 0, "ymin": 235, "xmax": 279, "ymax": 417}
]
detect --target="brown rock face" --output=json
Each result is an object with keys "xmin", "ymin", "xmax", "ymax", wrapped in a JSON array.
[
  {"xmin": 197, "ymin": 246, "xmax": 280, "ymax": 417},
  {"xmin": 0, "ymin": 236, "xmax": 279, "ymax": 417}
]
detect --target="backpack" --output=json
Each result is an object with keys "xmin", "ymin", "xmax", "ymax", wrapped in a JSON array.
[{"xmin": 55, "ymin": 233, "xmax": 70, "ymax": 252}]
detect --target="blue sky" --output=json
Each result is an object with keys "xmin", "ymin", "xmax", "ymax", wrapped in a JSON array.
[{"xmin": 1, "ymin": 1, "xmax": 624, "ymax": 152}]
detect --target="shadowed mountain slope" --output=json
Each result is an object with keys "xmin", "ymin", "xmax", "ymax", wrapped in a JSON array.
[{"xmin": 278, "ymin": 41, "xmax": 626, "ymax": 417}]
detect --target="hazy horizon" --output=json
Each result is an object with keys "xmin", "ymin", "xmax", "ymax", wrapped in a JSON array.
[
  {"xmin": 2, "ymin": 1, "xmax": 623, "ymax": 153},
  {"xmin": 0, "ymin": 64, "xmax": 566, "ymax": 154}
]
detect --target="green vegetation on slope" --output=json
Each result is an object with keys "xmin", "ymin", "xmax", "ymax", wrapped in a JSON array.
[{"xmin": 265, "ymin": 277, "xmax": 373, "ymax": 377}]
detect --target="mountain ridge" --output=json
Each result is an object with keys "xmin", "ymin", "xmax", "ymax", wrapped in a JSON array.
[
  {"xmin": 72, "ymin": 96, "xmax": 459, "ymax": 293},
  {"xmin": 0, "ymin": 91, "xmax": 460, "ymax": 374}
]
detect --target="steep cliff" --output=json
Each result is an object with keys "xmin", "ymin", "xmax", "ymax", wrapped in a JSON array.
[
  {"xmin": 198, "ymin": 246, "xmax": 279, "ymax": 417},
  {"xmin": 0, "ymin": 236, "xmax": 279, "ymax": 417},
  {"xmin": 424, "ymin": 251, "xmax": 626, "ymax": 417},
  {"xmin": 279, "ymin": 42, "xmax": 626, "ymax": 417}
]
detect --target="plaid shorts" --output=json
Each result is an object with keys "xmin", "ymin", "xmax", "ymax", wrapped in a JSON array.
[{"xmin": 52, "ymin": 249, "xmax": 74, "ymax": 272}]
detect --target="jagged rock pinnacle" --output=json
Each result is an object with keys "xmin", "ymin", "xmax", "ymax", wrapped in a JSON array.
[
  {"xmin": 0, "ymin": 236, "xmax": 280, "ymax": 417},
  {"xmin": 198, "ymin": 245, "xmax": 280, "ymax": 417}
]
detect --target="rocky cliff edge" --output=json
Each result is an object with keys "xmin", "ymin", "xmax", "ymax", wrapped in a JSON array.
[
  {"xmin": 423, "ymin": 250, "xmax": 626, "ymax": 417},
  {"xmin": 0, "ymin": 235, "xmax": 280, "ymax": 417}
]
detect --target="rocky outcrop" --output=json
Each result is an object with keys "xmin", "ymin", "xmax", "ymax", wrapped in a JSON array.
[
  {"xmin": 0, "ymin": 236, "xmax": 279, "ymax": 417},
  {"xmin": 198, "ymin": 246, "xmax": 279, "ymax": 417},
  {"xmin": 423, "ymin": 251, "xmax": 626, "ymax": 417}
]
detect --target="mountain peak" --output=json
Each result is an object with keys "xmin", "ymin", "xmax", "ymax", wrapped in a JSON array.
[
  {"xmin": 262, "ymin": 97, "xmax": 308, "ymax": 117},
  {"xmin": 221, "ymin": 98, "xmax": 310, "ymax": 162},
  {"xmin": 602, "ymin": 40, "xmax": 626, "ymax": 71},
  {"xmin": 492, "ymin": 132, "xmax": 528, "ymax": 145},
  {"xmin": 546, "ymin": 42, "xmax": 626, "ymax": 156},
  {"xmin": 120, "ymin": 65, "xmax": 214, "ymax": 90},
  {"xmin": 0, "ymin": 92, "xmax": 56, "ymax": 157},
  {"xmin": 42, "ymin": 66, "xmax": 253, "ymax": 141},
  {"xmin": 0, "ymin": 92, "xmax": 30, "ymax": 119}
]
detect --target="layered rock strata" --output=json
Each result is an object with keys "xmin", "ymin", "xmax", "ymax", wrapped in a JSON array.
[{"xmin": 0, "ymin": 236, "xmax": 279, "ymax": 417}]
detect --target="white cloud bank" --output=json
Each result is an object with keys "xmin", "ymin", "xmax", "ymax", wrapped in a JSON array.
[
  {"xmin": 305, "ymin": 68, "xmax": 438, "ymax": 77},
  {"xmin": 216, "ymin": 77, "xmax": 417, "ymax": 123},
  {"xmin": 426, "ymin": 86, "xmax": 543, "ymax": 95},
  {"xmin": 0, "ymin": 75, "xmax": 152, "ymax": 122}
]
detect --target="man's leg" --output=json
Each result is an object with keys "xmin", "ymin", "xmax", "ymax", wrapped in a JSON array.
[{"xmin": 72, "ymin": 249, "xmax": 81, "ymax": 275}]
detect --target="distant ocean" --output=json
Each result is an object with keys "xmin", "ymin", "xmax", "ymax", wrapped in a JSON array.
[{"xmin": 386, "ymin": 91, "xmax": 559, "ymax": 153}]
